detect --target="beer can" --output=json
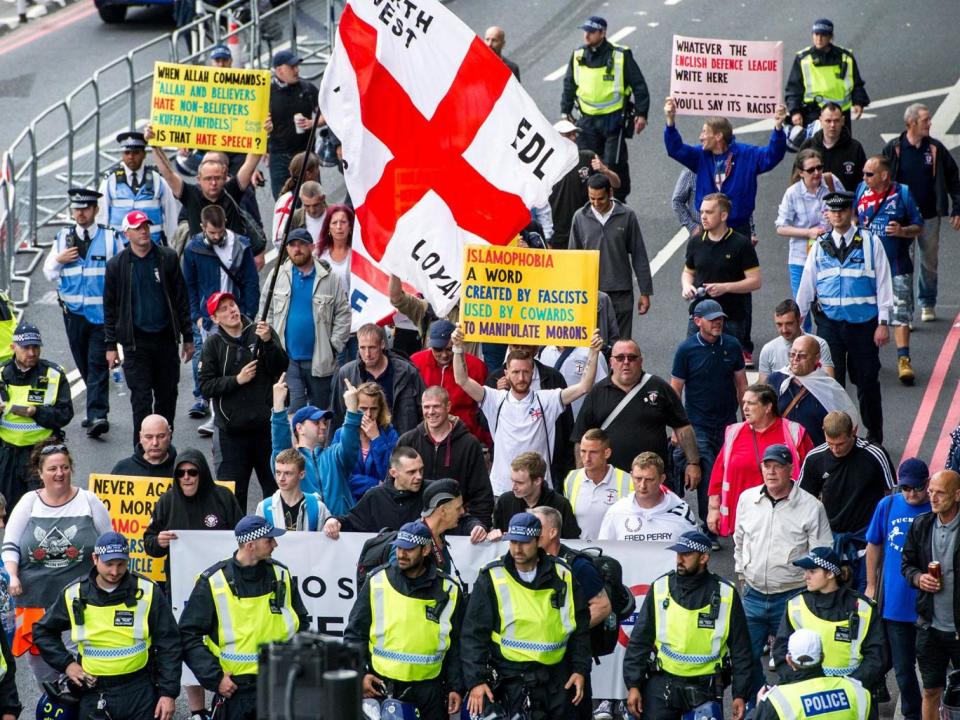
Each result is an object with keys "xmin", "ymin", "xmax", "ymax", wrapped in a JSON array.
[{"xmin": 929, "ymin": 561, "xmax": 942, "ymax": 581}]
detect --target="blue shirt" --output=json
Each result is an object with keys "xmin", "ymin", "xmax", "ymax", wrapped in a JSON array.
[
  {"xmin": 865, "ymin": 492, "xmax": 931, "ymax": 622},
  {"xmin": 285, "ymin": 265, "xmax": 316, "ymax": 361},
  {"xmin": 671, "ymin": 332, "xmax": 744, "ymax": 431},
  {"xmin": 570, "ymin": 555, "xmax": 605, "ymax": 599},
  {"xmin": 854, "ymin": 182, "xmax": 924, "ymax": 276}
]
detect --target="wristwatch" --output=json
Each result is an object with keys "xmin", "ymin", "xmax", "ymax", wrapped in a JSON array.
[{"xmin": 878, "ymin": 320, "xmax": 889, "ymax": 326}]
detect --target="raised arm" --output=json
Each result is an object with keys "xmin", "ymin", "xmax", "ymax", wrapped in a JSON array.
[
  {"xmin": 451, "ymin": 325, "xmax": 484, "ymax": 402},
  {"xmin": 559, "ymin": 329, "xmax": 602, "ymax": 406},
  {"xmin": 144, "ymin": 124, "xmax": 184, "ymax": 198}
]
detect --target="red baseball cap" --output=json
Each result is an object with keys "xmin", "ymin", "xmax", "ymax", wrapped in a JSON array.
[
  {"xmin": 206, "ymin": 291, "xmax": 236, "ymax": 316},
  {"xmin": 121, "ymin": 210, "xmax": 150, "ymax": 231}
]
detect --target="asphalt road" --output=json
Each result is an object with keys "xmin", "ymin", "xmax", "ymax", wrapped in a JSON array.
[{"xmin": 1, "ymin": 0, "xmax": 959, "ymax": 716}]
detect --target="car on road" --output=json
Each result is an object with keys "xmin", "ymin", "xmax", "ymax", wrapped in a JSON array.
[{"xmin": 94, "ymin": 0, "xmax": 173, "ymax": 24}]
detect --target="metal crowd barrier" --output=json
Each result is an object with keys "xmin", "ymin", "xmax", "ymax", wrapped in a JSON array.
[{"xmin": 0, "ymin": 0, "xmax": 337, "ymax": 306}]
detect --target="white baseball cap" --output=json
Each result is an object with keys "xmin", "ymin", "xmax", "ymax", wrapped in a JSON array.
[
  {"xmin": 788, "ymin": 629, "xmax": 823, "ymax": 667},
  {"xmin": 553, "ymin": 119, "xmax": 580, "ymax": 134}
]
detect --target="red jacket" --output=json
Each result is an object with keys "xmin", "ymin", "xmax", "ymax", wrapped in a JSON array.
[{"xmin": 410, "ymin": 349, "xmax": 489, "ymax": 445}]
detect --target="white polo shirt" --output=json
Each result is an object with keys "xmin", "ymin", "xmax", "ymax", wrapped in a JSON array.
[
  {"xmin": 564, "ymin": 466, "xmax": 632, "ymax": 541},
  {"xmin": 598, "ymin": 490, "xmax": 697, "ymax": 542}
]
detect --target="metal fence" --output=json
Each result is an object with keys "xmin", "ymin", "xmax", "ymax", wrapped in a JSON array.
[{"xmin": 0, "ymin": 0, "xmax": 336, "ymax": 306}]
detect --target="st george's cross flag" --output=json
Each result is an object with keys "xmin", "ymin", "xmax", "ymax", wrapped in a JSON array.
[{"xmin": 318, "ymin": 0, "xmax": 578, "ymax": 327}]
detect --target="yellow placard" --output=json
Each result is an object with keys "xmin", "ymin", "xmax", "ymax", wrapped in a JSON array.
[
  {"xmin": 90, "ymin": 474, "xmax": 235, "ymax": 582},
  {"xmin": 149, "ymin": 61, "xmax": 271, "ymax": 153},
  {"xmin": 460, "ymin": 245, "xmax": 599, "ymax": 347}
]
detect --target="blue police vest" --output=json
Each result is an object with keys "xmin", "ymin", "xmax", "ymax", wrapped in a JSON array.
[
  {"xmin": 813, "ymin": 230, "xmax": 879, "ymax": 324},
  {"xmin": 54, "ymin": 225, "xmax": 122, "ymax": 325},
  {"xmin": 107, "ymin": 167, "xmax": 166, "ymax": 245}
]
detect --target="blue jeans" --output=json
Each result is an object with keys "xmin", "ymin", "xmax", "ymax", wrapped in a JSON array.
[
  {"xmin": 886, "ymin": 619, "xmax": 921, "ymax": 720},
  {"xmin": 742, "ymin": 586, "xmax": 794, "ymax": 694},
  {"xmin": 191, "ymin": 326, "xmax": 204, "ymax": 400},
  {"xmin": 672, "ymin": 423, "xmax": 727, "ymax": 529},
  {"xmin": 285, "ymin": 359, "xmax": 332, "ymax": 413},
  {"xmin": 916, "ymin": 216, "xmax": 940, "ymax": 308},
  {"xmin": 789, "ymin": 263, "xmax": 812, "ymax": 332}
]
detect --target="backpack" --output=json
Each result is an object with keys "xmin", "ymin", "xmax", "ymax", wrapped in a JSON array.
[
  {"xmin": 560, "ymin": 544, "xmax": 636, "ymax": 659},
  {"xmin": 356, "ymin": 529, "xmax": 398, "ymax": 589}
]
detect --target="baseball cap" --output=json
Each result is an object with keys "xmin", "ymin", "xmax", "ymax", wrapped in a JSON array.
[
  {"xmin": 427, "ymin": 320, "xmax": 456, "ymax": 350},
  {"xmin": 579, "ymin": 16, "xmax": 607, "ymax": 32},
  {"xmin": 898, "ymin": 457, "xmax": 930, "ymax": 487},
  {"xmin": 94, "ymin": 531, "xmax": 130, "ymax": 562},
  {"xmin": 121, "ymin": 210, "xmax": 150, "ymax": 231},
  {"xmin": 503, "ymin": 513, "xmax": 542, "ymax": 543},
  {"xmin": 421, "ymin": 479, "xmax": 460, "ymax": 518},
  {"xmin": 12, "ymin": 321, "xmax": 42, "ymax": 347},
  {"xmin": 666, "ymin": 530, "xmax": 713, "ymax": 554},
  {"xmin": 273, "ymin": 49, "xmax": 302, "ymax": 67},
  {"xmin": 206, "ymin": 291, "xmax": 236, "ymax": 317},
  {"xmin": 291, "ymin": 405, "xmax": 333, "ymax": 427},
  {"xmin": 761, "ymin": 444, "xmax": 792, "ymax": 466},
  {"xmin": 788, "ymin": 629, "xmax": 823, "ymax": 667},
  {"xmin": 235, "ymin": 515, "xmax": 286, "ymax": 544},
  {"xmin": 286, "ymin": 228, "xmax": 314, "ymax": 245},
  {"xmin": 811, "ymin": 18, "xmax": 834, "ymax": 35},
  {"xmin": 209, "ymin": 44, "xmax": 232, "ymax": 60},
  {"xmin": 823, "ymin": 191, "xmax": 854, "ymax": 211},
  {"xmin": 391, "ymin": 521, "xmax": 433, "ymax": 549},
  {"xmin": 793, "ymin": 547, "xmax": 841, "ymax": 575},
  {"xmin": 692, "ymin": 299, "xmax": 727, "ymax": 320},
  {"xmin": 553, "ymin": 119, "xmax": 580, "ymax": 134}
]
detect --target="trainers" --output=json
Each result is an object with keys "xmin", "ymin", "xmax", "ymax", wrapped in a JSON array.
[
  {"xmin": 593, "ymin": 700, "xmax": 614, "ymax": 720},
  {"xmin": 922, "ymin": 307, "xmax": 936, "ymax": 322},
  {"xmin": 86, "ymin": 418, "xmax": 109, "ymax": 438},
  {"xmin": 742, "ymin": 351, "xmax": 754, "ymax": 369},
  {"xmin": 898, "ymin": 356, "xmax": 915, "ymax": 386},
  {"xmin": 197, "ymin": 417, "xmax": 215, "ymax": 437},
  {"xmin": 188, "ymin": 399, "xmax": 209, "ymax": 419}
]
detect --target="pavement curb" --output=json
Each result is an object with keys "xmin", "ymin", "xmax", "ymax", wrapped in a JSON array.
[{"xmin": 0, "ymin": 0, "xmax": 82, "ymax": 39}]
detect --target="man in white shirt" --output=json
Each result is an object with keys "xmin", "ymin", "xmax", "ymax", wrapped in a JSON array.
[
  {"xmin": 757, "ymin": 298, "xmax": 834, "ymax": 382},
  {"xmin": 598, "ymin": 451, "xmax": 696, "ymax": 542},
  {"xmin": 562, "ymin": 428, "xmax": 631, "ymax": 540},
  {"xmin": 453, "ymin": 326, "xmax": 603, "ymax": 496},
  {"xmin": 733, "ymin": 444, "xmax": 832, "ymax": 695}
]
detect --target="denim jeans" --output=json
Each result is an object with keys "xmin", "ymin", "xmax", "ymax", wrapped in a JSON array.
[
  {"xmin": 742, "ymin": 586, "xmax": 795, "ymax": 694},
  {"xmin": 789, "ymin": 263, "xmax": 812, "ymax": 332},
  {"xmin": 915, "ymin": 216, "xmax": 941, "ymax": 308},
  {"xmin": 285, "ymin": 359, "xmax": 332, "ymax": 413},
  {"xmin": 673, "ymin": 423, "xmax": 727, "ymax": 529},
  {"xmin": 886, "ymin": 619, "xmax": 921, "ymax": 720}
]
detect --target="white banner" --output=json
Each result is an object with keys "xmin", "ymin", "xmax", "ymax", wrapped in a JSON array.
[
  {"xmin": 318, "ymin": 0, "xmax": 577, "ymax": 324},
  {"xmin": 170, "ymin": 532, "xmax": 675, "ymax": 699}
]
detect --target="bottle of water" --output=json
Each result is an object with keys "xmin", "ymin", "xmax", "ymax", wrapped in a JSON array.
[{"xmin": 112, "ymin": 366, "xmax": 126, "ymax": 396}]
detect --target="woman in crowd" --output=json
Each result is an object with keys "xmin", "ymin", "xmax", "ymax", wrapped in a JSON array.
[
  {"xmin": 329, "ymin": 381, "xmax": 397, "ymax": 501},
  {"xmin": 271, "ymin": 151, "xmax": 321, "ymax": 246},
  {"xmin": 775, "ymin": 148, "xmax": 845, "ymax": 301},
  {"xmin": 707, "ymin": 383, "xmax": 813, "ymax": 537},
  {"xmin": 1, "ymin": 440, "xmax": 111, "ymax": 683},
  {"xmin": 317, "ymin": 204, "xmax": 356, "ymax": 363}
]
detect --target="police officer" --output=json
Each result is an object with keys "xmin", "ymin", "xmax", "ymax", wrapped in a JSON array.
[
  {"xmin": 623, "ymin": 530, "xmax": 753, "ymax": 720},
  {"xmin": 344, "ymin": 520, "xmax": 464, "ymax": 720},
  {"xmin": 795, "ymin": 191, "xmax": 892, "ymax": 445},
  {"xmin": 560, "ymin": 15, "xmax": 650, "ymax": 201},
  {"xmin": 179, "ymin": 515, "xmax": 309, "ymax": 720},
  {"xmin": 772, "ymin": 548, "xmax": 886, "ymax": 698},
  {"xmin": 758, "ymin": 629, "xmax": 870, "ymax": 720},
  {"xmin": 785, "ymin": 19, "xmax": 870, "ymax": 130},
  {"xmin": 97, "ymin": 131, "xmax": 180, "ymax": 246},
  {"xmin": 461, "ymin": 512, "xmax": 591, "ymax": 719},
  {"xmin": 32, "ymin": 531, "xmax": 181, "ymax": 720},
  {"xmin": 0, "ymin": 322, "xmax": 73, "ymax": 508},
  {"xmin": 43, "ymin": 188, "xmax": 124, "ymax": 438}
]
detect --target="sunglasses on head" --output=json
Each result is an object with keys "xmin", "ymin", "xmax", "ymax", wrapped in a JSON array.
[
  {"xmin": 176, "ymin": 468, "xmax": 200, "ymax": 478},
  {"xmin": 40, "ymin": 444, "xmax": 68, "ymax": 456}
]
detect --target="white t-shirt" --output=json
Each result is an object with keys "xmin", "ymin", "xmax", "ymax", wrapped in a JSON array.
[
  {"xmin": 212, "ymin": 231, "xmax": 236, "ymax": 293},
  {"xmin": 320, "ymin": 248, "xmax": 351, "ymax": 297},
  {"xmin": 598, "ymin": 490, "xmax": 697, "ymax": 542},
  {"xmin": 569, "ymin": 466, "xmax": 629, "ymax": 541},
  {"xmin": 538, "ymin": 346, "xmax": 608, "ymax": 419},
  {"xmin": 480, "ymin": 386, "xmax": 565, "ymax": 496},
  {"xmin": 757, "ymin": 332, "xmax": 834, "ymax": 377}
]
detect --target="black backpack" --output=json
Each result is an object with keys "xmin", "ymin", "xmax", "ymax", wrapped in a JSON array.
[
  {"xmin": 560, "ymin": 544, "xmax": 636, "ymax": 659},
  {"xmin": 356, "ymin": 528, "xmax": 397, "ymax": 589}
]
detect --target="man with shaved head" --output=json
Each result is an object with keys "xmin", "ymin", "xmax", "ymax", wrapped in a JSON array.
[
  {"xmin": 766, "ymin": 335, "xmax": 860, "ymax": 447},
  {"xmin": 110, "ymin": 414, "xmax": 177, "ymax": 477},
  {"xmin": 484, "ymin": 26, "xmax": 520, "ymax": 80},
  {"xmin": 902, "ymin": 470, "xmax": 960, "ymax": 720}
]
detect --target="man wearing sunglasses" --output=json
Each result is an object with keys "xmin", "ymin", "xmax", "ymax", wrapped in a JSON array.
[{"xmin": 864, "ymin": 458, "xmax": 929, "ymax": 720}]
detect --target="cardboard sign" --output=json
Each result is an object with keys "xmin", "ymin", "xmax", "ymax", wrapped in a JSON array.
[
  {"xmin": 149, "ymin": 61, "xmax": 271, "ymax": 152},
  {"xmin": 460, "ymin": 245, "xmax": 599, "ymax": 347},
  {"xmin": 669, "ymin": 35, "xmax": 783, "ymax": 119}
]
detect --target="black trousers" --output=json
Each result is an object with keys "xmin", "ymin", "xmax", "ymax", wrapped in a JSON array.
[
  {"xmin": 63, "ymin": 311, "xmax": 109, "ymax": 422},
  {"xmin": 76, "ymin": 673, "xmax": 158, "ymax": 720},
  {"xmin": 217, "ymin": 685, "xmax": 257, "ymax": 720},
  {"xmin": 495, "ymin": 667, "xmax": 583, "ymax": 720},
  {"xmin": 641, "ymin": 672, "xmax": 718, "ymax": 720},
  {"xmin": 607, "ymin": 289, "xmax": 635, "ymax": 342},
  {"xmin": 390, "ymin": 678, "xmax": 448, "ymax": 720},
  {"xmin": 122, "ymin": 330, "xmax": 181, "ymax": 448},
  {"xmin": 814, "ymin": 313, "xmax": 883, "ymax": 444},
  {"xmin": 0, "ymin": 443, "xmax": 35, "ymax": 510},
  {"xmin": 216, "ymin": 425, "xmax": 277, "ymax": 513}
]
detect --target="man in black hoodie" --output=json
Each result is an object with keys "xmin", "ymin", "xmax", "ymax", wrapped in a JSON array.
[
  {"xmin": 799, "ymin": 103, "xmax": 867, "ymax": 191},
  {"xmin": 143, "ymin": 447, "xmax": 242, "ymax": 720},
  {"xmin": 111, "ymin": 414, "xmax": 177, "ymax": 478},
  {"xmin": 398, "ymin": 387, "xmax": 494, "ymax": 529},
  {"xmin": 198, "ymin": 291, "xmax": 288, "ymax": 513}
]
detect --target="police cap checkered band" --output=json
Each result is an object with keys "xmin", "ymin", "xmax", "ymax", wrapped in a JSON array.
[
  {"xmin": 397, "ymin": 530, "xmax": 431, "ymax": 546},
  {"xmin": 12, "ymin": 321, "xmax": 42, "ymax": 346},
  {"xmin": 508, "ymin": 525, "xmax": 540, "ymax": 538},
  {"xmin": 94, "ymin": 543, "xmax": 127, "ymax": 556},
  {"xmin": 677, "ymin": 537, "xmax": 711, "ymax": 553},
  {"xmin": 812, "ymin": 554, "xmax": 841, "ymax": 575},
  {"xmin": 237, "ymin": 524, "xmax": 273, "ymax": 544}
]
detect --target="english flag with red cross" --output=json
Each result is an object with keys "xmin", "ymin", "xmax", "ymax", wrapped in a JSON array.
[{"xmin": 319, "ymin": 0, "xmax": 578, "ymax": 328}]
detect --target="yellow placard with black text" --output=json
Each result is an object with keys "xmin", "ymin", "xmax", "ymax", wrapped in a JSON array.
[
  {"xmin": 460, "ymin": 245, "xmax": 599, "ymax": 347},
  {"xmin": 149, "ymin": 61, "xmax": 270, "ymax": 153},
  {"xmin": 90, "ymin": 474, "xmax": 235, "ymax": 582}
]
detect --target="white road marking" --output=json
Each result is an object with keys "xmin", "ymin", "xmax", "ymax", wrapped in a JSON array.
[
  {"xmin": 881, "ymin": 77, "xmax": 960, "ymax": 148},
  {"xmin": 650, "ymin": 228, "xmax": 688, "ymax": 277},
  {"xmin": 664, "ymin": 0, "xmax": 681, "ymax": 5},
  {"xmin": 647, "ymin": 22, "xmax": 659, "ymax": 27},
  {"xmin": 543, "ymin": 26, "xmax": 637, "ymax": 82}
]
